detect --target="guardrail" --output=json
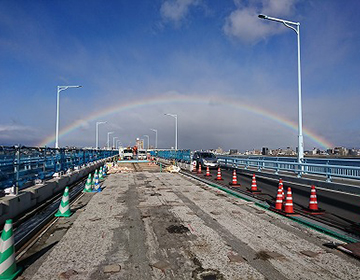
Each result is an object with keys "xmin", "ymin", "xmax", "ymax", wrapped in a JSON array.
[
  {"xmin": 0, "ymin": 146, "xmax": 118, "ymax": 190},
  {"xmin": 217, "ymin": 156, "xmax": 360, "ymax": 182}
]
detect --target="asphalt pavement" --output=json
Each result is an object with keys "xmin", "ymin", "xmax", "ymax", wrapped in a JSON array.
[{"xmin": 188, "ymin": 167, "xmax": 360, "ymax": 235}]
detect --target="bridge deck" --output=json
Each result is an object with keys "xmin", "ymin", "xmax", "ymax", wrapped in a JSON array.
[{"xmin": 24, "ymin": 163, "xmax": 360, "ymax": 279}]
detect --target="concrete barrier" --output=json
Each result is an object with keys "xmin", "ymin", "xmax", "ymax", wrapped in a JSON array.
[
  {"xmin": 1, "ymin": 192, "xmax": 32, "ymax": 221},
  {"xmin": 0, "ymin": 158, "xmax": 112, "ymax": 226}
]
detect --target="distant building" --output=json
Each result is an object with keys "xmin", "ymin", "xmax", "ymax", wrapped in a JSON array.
[
  {"xmin": 215, "ymin": 147, "xmax": 224, "ymax": 154},
  {"xmin": 348, "ymin": 148, "xmax": 358, "ymax": 156},
  {"xmin": 254, "ymin": 149, "xmax": 261, "ymax": 155},
  {"xmin": 284, "ymin": 147, "xmax": 295, "ymax": 156},
  {"xmin": 312, "ymin": 148, "xmax": 320, "ymax": 155},
  {"xmin": 270, "ymin": 148, "xmax": 281, "ymax": 156},
  {"xmin": 262, "ymin": 147, "xmax": 269, "ymax": 155},
  {"xmin": 246, "ymin": 149, "xmax": 261, "ymax": 155},
  {"xmin": 334, "ymin": 146, "xmax": 348, "ymax": 156},
  {"xmin": 229, "ymin": 149, "xmax": 238, "ymax": 155}
]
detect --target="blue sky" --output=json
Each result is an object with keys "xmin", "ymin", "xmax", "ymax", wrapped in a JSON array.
[{"xmin": 1, "ymin": 0, "xmax": 360, "ymax": 151}]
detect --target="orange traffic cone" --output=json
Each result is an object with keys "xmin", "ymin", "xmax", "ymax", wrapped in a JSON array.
[
  {"xmin": 197, "ymin": 164, "xmax": 202, "ymax": 174},
  {"xmin": 309, "ymin": 185, "xmax": 318, "ymax": 211},
  {"xmin": 229, "ymin": 170, "xmax": 240, "ymax": 187},
  {"xmin": 284, "ymin": 187, "xmax": 294, "ymax": 214},
  {"xmin": 215, "ymin": 167, "xmax": 223, "ymax": 181},
  {"xmin": 304, "ymin": 185, "xmax": 325, "ymax": 214},
  {"xmin": 278, "ymin": 179, "xmax": 285, "ymax": 200},
  {"xmin": 205, "ymin": 166, "xmax": 211, "ymax": 177},
  {"xmin": 248, "ymin": 174, "xmax": 261, "ymax": 193},
  {"xmin": 192, "ymin": 161, "xmax": 197, "ymax": 172},
  {"xmin": 275, "ymin": 185, "xmax": 283, "ymax": 210}
]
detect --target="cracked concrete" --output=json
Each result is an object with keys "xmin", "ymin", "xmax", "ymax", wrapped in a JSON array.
[{"xmin": 22, "ymin": 166, "xmax": 360, "ymax": 279}]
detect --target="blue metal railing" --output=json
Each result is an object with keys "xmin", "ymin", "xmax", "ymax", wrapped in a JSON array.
[
  {"xmin": 217, "ymin": 155, "xmax": 360, "ymax": 182},
  {"xmin": 153, "ymin": 149, "xmax": 191, "ymax": 163},
  {"xmin": 0, "ymin": 146, "xmax": 118, "ymax": 190},
  {"xmin": 151, "ymin": 150, "xmax": 360, "ymax": 182}
]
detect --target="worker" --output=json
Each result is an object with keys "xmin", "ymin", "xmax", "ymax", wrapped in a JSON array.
[{"xmin": 133, "ymin": 145, "xmax": 138, "ymax": 156}]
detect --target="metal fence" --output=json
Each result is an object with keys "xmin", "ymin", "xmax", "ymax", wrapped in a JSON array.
[
  {"xmin": 0, "ymin": 146, "xmax": 118, "ymax": 190},
  {"xmin": 217, "ymin": 156, "xmax": 360, "ymax": 181},
  {"xmin": 150, "ymin": 150, "xmax": 360, "ymax": 182},
  {"xmin": 152, "ymin": 149, "xmax": 191, "ymax": 163}
]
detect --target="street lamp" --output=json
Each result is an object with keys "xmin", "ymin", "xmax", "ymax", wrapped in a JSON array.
[
  {"xmin": 95, "ymin": 121, "xmax": 107, "ymax": 149},
  {"xmin": 258, "ymin": 14, "xmax": 304, "ymax": 163},
  {"xmin": 116, "ymin": 140, "xmax": 122, "ymax": 149},
  {"xmin": 143, "ymin": 135, "xmax": 150, "ymax": 149},
  {"xmin": 150, "ymin": 129, "xmax": 158, "ymax": 149},
  {"xmin": 113, "ymin": 137, "xmax": 118, "ymax": 149},
  {"xmin": 107, "ymin": 131, "xmax": 114, "ymax": 149},
  {"xmin": 55, "ymin": 85, "xmax": 82, "ymax": 148},
  {"xmin": 164, "ymin": 113, "xmax": 178, "ymax": 150}
]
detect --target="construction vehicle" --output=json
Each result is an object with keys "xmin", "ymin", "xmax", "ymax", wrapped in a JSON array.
[
  {"xmin": 138, "ymin": 149, "xmax": 147, "ymax": 160},
  {"xmin": 120, "ymin": 147, "xmax": 134, "ymax": 160}
]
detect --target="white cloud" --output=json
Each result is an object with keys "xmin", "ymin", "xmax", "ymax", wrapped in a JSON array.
[
  {"xmin": 223, "ymin": 0, "xmax": 298, "ymax": 43},
  {"xmin": 79, "ymin": 120, "xmax": 90, "ymax": 131},
  {"xmin": 262, "ymin": 0, "xmax": 297, "ymax": 17},
  {"xmin": 0, "ymin": 124, "xmax": 35, "ymax": 133},
  {"xmin": 0, "ymin": 124, "xmax": 40, "ymax": 145},
  {"xmin": 160, "ymin": 0, "xmax": 201, "ymax": 26}
]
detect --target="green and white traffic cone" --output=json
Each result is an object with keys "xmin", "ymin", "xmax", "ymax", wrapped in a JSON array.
[
  {"xmin": 0, "ymin": 219, "xmax": 22, "ymax": 280},
  {"xmin": 99, "ymin": 167, "xmax": 103, "ymax": 180},
  {"xmin": 55, "ymin": 187, "xmax": 72, "ymax": 217},
  {"xmin": 103, "ymin": 165, "xmax": 107, "ymax": 177},
  {"xmin": 92, "ymin": 171, "xmax": 97, "ymax": 187},
  {"xmin": 83, "ymin": 174, "xmax": 92, "ymax": 192},
  {"xmin": 92, "ymin": 171, "xmax": 101, "ymax": 192}
]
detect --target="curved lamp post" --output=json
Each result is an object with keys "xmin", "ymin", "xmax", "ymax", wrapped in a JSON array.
[
  {"xmin": 258, "ymin": 14, "xmax": 304, "ymax": 163},
  {"xmin": 116, "ymin": 140, "xmax": 122, "ymax": 149},
  {"xmin": 112, "ymin": 137, "xmax": 118, "ymax": 149},
  {"xmin": 143, "ymin": 135, "xmax": 150, "ymax": 149},
  {"xmin": 55, "ymin": 85, "xmax": 82, "ymax": 148},
  {"xmin": 164, "ymin": 113, "xmax": 178, "ymax": 150},
  {"xmin": 96, "ymin": 121, "xmax": 107, "ymax": 149},
  {"xmin": 150, "ymin": 129, "xmax": 158, "ymax": 149},
  {"xmin": 107, "ymin": 131, "xmax": 114, "ymax": 150}
]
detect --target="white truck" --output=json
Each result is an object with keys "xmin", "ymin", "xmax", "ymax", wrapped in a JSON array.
[
  {"xmin": 120, "ymin": 147, "xmax": 134, "ymax": 160},
  {"xmin": 138, "ymin": 149, "xmax": 147, "ymax": 160}
]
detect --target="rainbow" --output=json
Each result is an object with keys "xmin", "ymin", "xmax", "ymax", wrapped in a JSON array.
[{"xmin": 39, "ymin": 94, "xmax": 333, "ymax": 149}]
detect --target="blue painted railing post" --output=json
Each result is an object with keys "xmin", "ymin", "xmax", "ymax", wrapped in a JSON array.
[
  {"xmin": 326, "ymin": 161, "xmax": 332, "ymax": 182},
  {"xmin": 14, "ymin": 146, "xmax": 21, "ymax": 195},
  {"xmin": 297, "ymin": 162, "xmax": 303, "ymax": 178},
  {"xmin": 42, "ymin": 147, "xmax": 46, "ymax": 179}
]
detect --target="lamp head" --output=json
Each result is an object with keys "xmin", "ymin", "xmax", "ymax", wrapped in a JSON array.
[
  {"xmin": 164, "ymin": 113, "xmax": 177, "ymax": 118},
  {"xmin": 258, "ymin": 14, "xmax": 267, "ymax": 19}
]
